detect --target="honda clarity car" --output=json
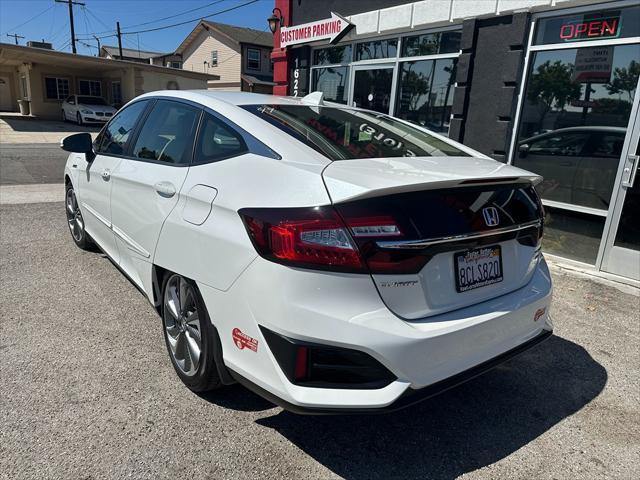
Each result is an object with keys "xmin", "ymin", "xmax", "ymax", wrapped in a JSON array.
[{"xmin": 61, "ymin": 90, "xmax": 552, "ymax": 413}]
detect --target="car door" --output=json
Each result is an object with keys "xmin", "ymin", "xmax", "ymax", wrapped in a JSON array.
[
  {"xmin": 516, "ymin": 130, "xmax": 590, "ymax": 205},
  {"xmin": 109, "ymin": 99, "xmax": 201, "ymax": 287},
  {"xmin": 76, "ymin": 100, "xmax": 150, "ymax": 263},
  {"xmin": 572, "ymin": 131, "xmax": 626, "ymax": 209}
]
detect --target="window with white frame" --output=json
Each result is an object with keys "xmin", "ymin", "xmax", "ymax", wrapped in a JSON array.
[
  {"xmin": 78, "ymin": 79, "xmax": 102, "ymax": 97},
  {"xmin": 247, "ymin": 48, "xmax": 260, "ymax": 70},
  {"xmin": 44, "ymin": 76, "xmax": 69, "ymax": 100},
  {"xmin": 211, "ymin": 50, "xmax": 218, "ymax": 66}
]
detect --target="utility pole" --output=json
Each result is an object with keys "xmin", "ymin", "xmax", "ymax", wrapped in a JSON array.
[
  {"xmin": 93, "ymin": 35, "xmax": 101, "ymax": 55},
  {"xmin": 55, "ymin": 0, "xmax": 85, "ymax": 54},
  {"xmin": 6, "ymin": 33, "xmax": 24, "ymax": 45},
  {"xmin": 116, "ymin": 22, "xmax": 123, "ymax": 59}
]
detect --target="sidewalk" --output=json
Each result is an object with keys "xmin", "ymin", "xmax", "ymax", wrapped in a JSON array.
[{"xmin": 0, "ymin": 113, "xmax": 99, "ymax": 144}]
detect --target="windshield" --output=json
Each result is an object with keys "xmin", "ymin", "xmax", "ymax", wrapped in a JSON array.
[
  {"xmin": 241, "ymin": 104, "xmax": 469, "ymax": 160},
  {"xmin": 78, "ymin": 96, "xmax": 107, "ymax": 106}
]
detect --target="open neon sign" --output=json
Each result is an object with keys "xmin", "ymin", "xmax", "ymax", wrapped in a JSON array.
[{"xmin": 559, "ymin": 17, "xmax": 620, "ymax": 41}]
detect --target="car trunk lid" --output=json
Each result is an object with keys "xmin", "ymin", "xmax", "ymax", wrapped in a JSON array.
[{"xmin": 324, "ymin": 157, "xmax": 544, "ymax": 319}]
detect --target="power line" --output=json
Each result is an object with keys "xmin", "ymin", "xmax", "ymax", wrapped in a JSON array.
[
  {"xmin": 122, "ymin": 0, "xmax": 226, "ymax": 31},
  {"xmin": 76, "ymin": 0, "xmax": 260, "ymax": 40},
  {"xmin": 74, "ymin": 0, "xmax": 227, "ymax": 37},
  {"xmin": 2, "ymin": 5, "xmax": 54, "ymax": 34}
]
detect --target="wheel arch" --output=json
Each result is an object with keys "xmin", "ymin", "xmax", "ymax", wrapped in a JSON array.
[{"xmin": 153, "ymin": 265, "xmax": 235, "ymax": 385}]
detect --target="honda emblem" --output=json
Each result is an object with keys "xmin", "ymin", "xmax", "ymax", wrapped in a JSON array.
[{"xmin": 482, "ymin": 207, "xmax": 500, "ymax": 227}]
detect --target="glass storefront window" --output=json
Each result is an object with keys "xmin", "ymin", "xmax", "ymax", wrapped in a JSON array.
[
  {"xmin": 514, "ymin": 43, "xmax": 640, "ymax": 210},
  {"xmin": 395, "ymin": 58, "xmax": 457, "ymax": 135},
  {"xmin": 401, "ymin": 31, "xmax": 461, "ymax": 57},
  {"xmin": 311, "ymin": 67, "xmax": 349, "ymax": 104},
  {"xmin": 313, "ymin": 45, "xmax": 352, "ymax": 65},
  {"xmin": 543, "ymin": 207, "xmax": 606, "ymax": 264},
  {"xmin": 354, "ymin": 39, "xmax": 398, "ymax": 61},
  {"xmin": 535, "ymin": 5, "xmax": 640, "ymax": 45}
]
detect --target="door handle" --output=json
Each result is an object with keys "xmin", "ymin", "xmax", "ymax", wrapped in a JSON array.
[
  {"xmin": 101, "ymin": 169, "xmax": 111, "ymax": 181},
  {"xmin": 621, "ymin": 154, "xmax": 639, "ymax": 188},
  {"xmin": 154, "ymin": 181, "xmax": 176, "ymax": 198}
]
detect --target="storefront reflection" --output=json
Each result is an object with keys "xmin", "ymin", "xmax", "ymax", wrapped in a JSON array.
[{"xmin": 514, "ymin": 42, "xmax": 639, "ymax": 263}]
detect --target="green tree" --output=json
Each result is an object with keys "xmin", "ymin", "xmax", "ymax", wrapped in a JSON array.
[
  {"xmin": 527, "ymin": 60, "xmax": 582, "ymax": 131},
  {"xmin": 606, "ymin": 60, "xmax": 640, "ymax": 102}
]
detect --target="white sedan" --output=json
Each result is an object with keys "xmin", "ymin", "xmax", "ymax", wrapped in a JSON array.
[
  {"xmin": 61, "ymin": 95, "xmax": 117, "ymax": 125},
  {"xmin": 61, "ymin": 90, "xmax": 553, "ymax": 413}
]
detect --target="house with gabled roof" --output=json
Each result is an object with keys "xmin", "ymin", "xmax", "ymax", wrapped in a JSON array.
[{"xmin": 174, "ymin": 21, "xmax": 274, "ymax": 93}]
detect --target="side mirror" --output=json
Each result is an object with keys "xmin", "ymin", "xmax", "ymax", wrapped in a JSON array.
[
  {"xmin": 61, "ymin": 132, "xmax": 95, "ymax": 162},
  {"xmin": 518, "ymin": 143, "xmax": 530, "ymax": 158}
]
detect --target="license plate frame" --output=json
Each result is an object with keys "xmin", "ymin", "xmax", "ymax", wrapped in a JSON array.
[{"xmin": 454, "ymin": 245, "xmax": 503, "ymax": 293}]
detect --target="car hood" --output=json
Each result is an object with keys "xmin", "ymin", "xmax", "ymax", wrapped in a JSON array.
[
  {"xmin": 79, "ymin": 104, "xmax": 116, "ymax": 113},
  {"xmin": 322, "ymin": 156, "xmax": 541, "ymax": 203}
]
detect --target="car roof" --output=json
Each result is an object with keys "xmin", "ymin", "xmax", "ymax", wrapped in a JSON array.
[
  {"xmin": 520, "ymin": 126, "xmax": 626, "ymax": 143},
  {"xmin": 136, "ymin": 89, "xmax": 354, "ymax": 108}
]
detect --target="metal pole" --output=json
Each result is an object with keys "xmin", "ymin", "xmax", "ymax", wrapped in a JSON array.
[
  {"xmin": 68, "ymin": 0, "xmax": 76, "ymax": 53},
  {"xmin": 117, "ymin": 22, "xmax": 123, "ymax": 59}
]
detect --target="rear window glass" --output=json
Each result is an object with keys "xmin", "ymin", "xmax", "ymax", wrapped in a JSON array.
[{"xmin": 241, "ymin": 105, "xmax": 469, "ymax": 160}]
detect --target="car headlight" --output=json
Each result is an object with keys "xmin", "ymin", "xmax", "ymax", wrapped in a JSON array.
[{"xmin": 81, "ymin": 109, "xmax": 93, "ymax": 114}]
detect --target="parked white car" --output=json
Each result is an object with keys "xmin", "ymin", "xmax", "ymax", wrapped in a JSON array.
[
  {"xmin": 61, "ymin": 91, "xmax": 553, "ymax": 413},
  {"xmin": 61, "ymin": 95, "xmax": 117, "ymax": 125}
]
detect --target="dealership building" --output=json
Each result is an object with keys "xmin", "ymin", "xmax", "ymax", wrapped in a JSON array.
[{"xmin": 270, "ymin": 0, "xmax": 640, "ymax": 284}]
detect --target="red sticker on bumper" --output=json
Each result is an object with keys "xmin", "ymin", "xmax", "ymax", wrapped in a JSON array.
[
  {"xmin": 534, "ymin": 307, "xmax": 546, "ymax": 322},
  {"xmin": 232, "ymin": 328, "xmax": 258, "ymax": 352}
]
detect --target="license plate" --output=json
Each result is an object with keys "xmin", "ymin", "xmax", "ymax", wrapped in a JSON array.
[{"xmin": 454, "ymin": 245, "xmax": 503, "ymax": 293}]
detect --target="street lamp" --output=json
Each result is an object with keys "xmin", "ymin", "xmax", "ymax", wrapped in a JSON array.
[{"xmin": 268, "ymin": 8, "xmax": 284, "ymax": 34}]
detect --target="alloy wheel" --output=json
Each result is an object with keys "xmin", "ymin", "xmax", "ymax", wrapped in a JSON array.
[
  {"xmin": 65, "ymin": 188, "xmax": 84, "ymax": 242},
  {"xmin": 163, "ymin": 275, "xmax": 202, "ymax": 377}
]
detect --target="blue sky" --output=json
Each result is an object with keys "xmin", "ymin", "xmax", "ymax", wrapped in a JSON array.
[{"xmin": 0, "ymin": 0, "xmax": 274, "ymax": 55}]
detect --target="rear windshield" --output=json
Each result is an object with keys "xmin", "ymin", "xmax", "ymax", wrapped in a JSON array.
[
  {"xmin": 78, "ymin": 96, "xmax": 107, "ymax": 106},
  {"xmin": 241, "ymin": 104, "xmax": 469, "ymax": 160}
]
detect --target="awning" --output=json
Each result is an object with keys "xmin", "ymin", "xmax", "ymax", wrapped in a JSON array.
[{"xmin": 241, "ymin": 74, "xmax": 276, "ymax": 87}]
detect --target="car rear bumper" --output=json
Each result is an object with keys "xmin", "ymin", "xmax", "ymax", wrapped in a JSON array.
[
  {"xmin": 229, "ymin": 328, "xmax": 552, "ymax": 414},
  {"xmin": 198, "ymin": 256, "xmax": 553, "ymax": 413}
]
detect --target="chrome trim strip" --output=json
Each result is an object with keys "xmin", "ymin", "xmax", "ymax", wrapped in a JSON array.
[{"xmin": 376, "ymin": 220, "xmax": 541, "ymax": 249}]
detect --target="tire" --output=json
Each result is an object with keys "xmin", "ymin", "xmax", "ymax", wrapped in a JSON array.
[
  {"xmin": 61, "ymin": 110, "xmax": 66, "ymax": 122},
  {"xmin": 65, "ymin": 182, "xmax": 93, "ymax": 250},
  {"xmin": 76, "ymin": 112, "xmax": 83, "ymax": 126},
  {"xmin": 161, "ymin": 273, "xmax": 222, "ymax": 392}
]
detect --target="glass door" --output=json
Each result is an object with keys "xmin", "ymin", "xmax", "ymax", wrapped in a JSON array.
[
  {"xmin": 601, "ymin": 102, "xmax": 640, "ymax": 281},
  {"xmin": 350, "ymin": 65, "xmax": 394, "ymax": 114}
]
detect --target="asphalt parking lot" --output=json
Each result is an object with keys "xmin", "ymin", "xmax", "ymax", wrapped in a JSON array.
[{"xmin": 0, "ymin": 146, "xmax": 639, "ymax": 479}]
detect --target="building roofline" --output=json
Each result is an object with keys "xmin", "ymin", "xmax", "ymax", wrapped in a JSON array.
[
  {"xmin": 174, "ymin": 20, "xmax": 272, "ymax": 55},
  {"xmin": 0, "ymin": 43, "xmax": 218, "ymax": 80}
]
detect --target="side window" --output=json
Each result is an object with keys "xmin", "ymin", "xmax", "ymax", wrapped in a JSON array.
[
  {"xmin": 97, "ymin": 100, "xmax": 149, "ymax": 155},
  {"xmin": 194, "ymin": 113, "xmax": 248, "ymax": 164},
  {"xmin": 131, "ymin": 100, "xmax": 200, "ymax": 165},
  {"xmin": 527, "ymin": 132, "xmax": 590, "ymax": 156},
  {"xmin": 590, "ymin": 134, "xmax": 625, "ymax": 158},
  {"xmin": 66, "ymin": 96, "xmax": 75, "ymax": 104}
]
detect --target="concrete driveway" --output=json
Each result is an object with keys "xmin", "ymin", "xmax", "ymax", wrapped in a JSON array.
[
  {"xmin": 0, "ymin": 113, "xmax": 99, "ymax": 144},
  {"xmin": 0, "ymin": 197, "xmax": 638, "ymax": 479}
]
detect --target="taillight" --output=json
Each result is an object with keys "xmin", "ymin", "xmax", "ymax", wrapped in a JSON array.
[
  {"xmin": 239, "ymin": 207, "xmax": 366, "ymax": 273},
  {"xmin": 239, "ymin": 206, "xmax": 427, "ymax": 274}
]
